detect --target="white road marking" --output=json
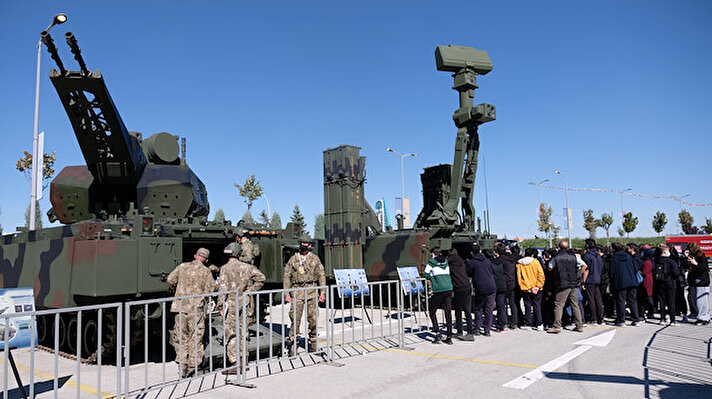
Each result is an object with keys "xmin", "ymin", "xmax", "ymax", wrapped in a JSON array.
[{"xmin": 502, "ymin": 329, "xmax": 616, "ymax": 390}]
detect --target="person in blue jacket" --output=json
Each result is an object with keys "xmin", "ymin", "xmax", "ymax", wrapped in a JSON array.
[{"xmin": 608, "ymin": 242, "xmax": 640, "ymax": 326}]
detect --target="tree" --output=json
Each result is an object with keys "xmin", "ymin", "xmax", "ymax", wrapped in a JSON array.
[
  {"xmin": 269, "ymin": 212, "xmax": 282, "ymax": 229},
  {"xmin": 16, "ymin": 150, "xmax": 57, "ymax": 229},
  {"xmin": 214, "ymin": 208, "xmax": 225, "ymax": 223},
  {"xmin": 537, "ymin": 203, "xmax": 557, "ymax": 244},
  {"xmin": 290, "ymin": 205, "xmax": 305, "ymax": 236},
  {"xmin": 617, "ymin": 227, "xmax": 626, "ymax": 237},
  {"xmin": 651, "ymin": 211, "xmax": 667, "ymax": 236},
  {"xmin": 599, "ymin": 213, "xmax": 614, "ymax": 246},
  {"xmin": 622, "ymin": 212, "xmax": 638, "ymax": 238},
  {"xmin": 702, "ymin": 218, "xmax": 712, "ymax": 234},
  {"xmin": 678, "ymin": 210, "xmax": 698, "ymax": 234},
  {"xmin": 314, "ymin": 214, "xmax": 325, "ymax": 240},
  {"xmin": 258, "ymin": 210, "xmax": 270, "ymax": 228},
  {"xmin": 582, "ymin": 209, "xmax": 600, "ymax": 239},
  {"xmin": 241, "ymin": 211, "xmax": 255, "ymax": 226},
  {"xmin": 234, "ymin": 174, "xmax": 263, "ymax": 215}
]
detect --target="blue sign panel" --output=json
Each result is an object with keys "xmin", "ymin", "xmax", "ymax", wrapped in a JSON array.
[
  {"xmin": 397, "ymin": 266, "xmax": 424, "ymax": 295},
  {"xmin": 333, "ymin": 269, "xmax": 370, "ymax": 298},
  {"xmin": 0, "ymin": 287, "xmax": 37, "ymax": 350}
]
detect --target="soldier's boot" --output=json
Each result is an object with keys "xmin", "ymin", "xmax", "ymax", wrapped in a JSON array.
[
  {"xmin": 288, "ymin": 341, "xmax": 296, "ymax": 357},
  {"xmin": 308, "ymin": 339, "xmax": 319, "ymax": 353}
]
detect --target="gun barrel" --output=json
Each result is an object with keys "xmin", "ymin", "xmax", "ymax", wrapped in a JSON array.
[
  {"xmin": 40, "ymin": 30, "xmax": 67, "ymax": 75},
  {"xmin": 65, "ymin": 32, "xmax": 89, "ymax": 75}
]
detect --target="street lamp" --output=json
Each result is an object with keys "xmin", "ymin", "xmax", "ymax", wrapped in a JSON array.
[
  {"xmin": 30, "ymin": 13, "xmax": 67, "ymax": 230},
  {"xmin": 528, "ymin": 178, "xmax": 550, "ymax": 204},
  {"xmin": 386, "ymin": 147, "xmax": 417, "ymax": 228},
  {"xmin": 555, "ymin": 170, "xmax": 571, "ymax": 246}
]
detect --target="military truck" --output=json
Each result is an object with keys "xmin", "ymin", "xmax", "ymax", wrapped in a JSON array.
[
  {"xmin": 0, "ymin": 31, "xmax": 292, "ymax": 358},
  {"xmin": 322, "ymin": 45, "xmax": 498, "ymax": 279}
]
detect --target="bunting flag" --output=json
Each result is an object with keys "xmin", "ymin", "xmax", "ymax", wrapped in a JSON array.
[{"xmin": 528, "ymin": 183, "xmax": 712, "ymax": 207}]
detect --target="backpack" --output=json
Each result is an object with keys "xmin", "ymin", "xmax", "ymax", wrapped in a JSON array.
[{"xmin": 653, "ymin": 259, "xmax": 668, "ymax": 281}]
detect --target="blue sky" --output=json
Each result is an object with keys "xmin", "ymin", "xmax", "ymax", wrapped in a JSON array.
[{"xmin": 1, "ymin": 1, "xmax": 711, "ymax": 240}]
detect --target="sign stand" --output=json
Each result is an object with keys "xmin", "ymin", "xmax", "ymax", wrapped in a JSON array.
[{"xmin": 332, "ymin": 269, "xmax": 372, "ymax": 327}]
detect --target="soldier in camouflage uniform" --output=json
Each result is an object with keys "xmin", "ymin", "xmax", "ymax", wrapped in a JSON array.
[
  {"xmin": 218, "ymin": 242, "xmax": 266, "ymax": 375},
  {"xmin": 284, "ymin": 236, "xmax": 326, "ymax": 355},
  {"xmin": 166, "ymin": 248, "xmax": 216, "ymax": 378},
  {"xmin": 236, "ymin": 228, "xmax": 260, "ymax": 265}
]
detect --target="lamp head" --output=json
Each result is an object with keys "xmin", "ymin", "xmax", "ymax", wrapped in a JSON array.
[
  {"xmin": 555, "ymin": 170, "xmax": 561, "ymax": 175},
  {"xmin": 386, "ymin": 147, "xmax": 393, "ymax": 152},
  {"xmin": 52, "ymin": 13, "xmax": 68, "ymax": 27}
]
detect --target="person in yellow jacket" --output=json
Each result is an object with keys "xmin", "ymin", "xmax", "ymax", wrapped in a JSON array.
[{"xmin": 516, "ymin": 248, "xmax": 546, "ymax": 331}]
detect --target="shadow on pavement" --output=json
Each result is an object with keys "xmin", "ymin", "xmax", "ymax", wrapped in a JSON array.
[{"xmin": 0, "ymin": 375, "xmax": 70, "ymax": 399}]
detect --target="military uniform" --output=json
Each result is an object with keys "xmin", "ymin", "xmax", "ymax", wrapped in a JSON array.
[
  {"xmin": 238, "ymin": 238, "xmax": 260, "ymax": 264},
  {"xmin": 166, "ymin": 257, "xmax": 216, "ymax": 376},
  {"xmin": 218, "ymin": 259, "xmax": 266, "ymax": 364},
  {"xmin": 283, "ymin": 251, "xmax": 326, "ymax": 349}
]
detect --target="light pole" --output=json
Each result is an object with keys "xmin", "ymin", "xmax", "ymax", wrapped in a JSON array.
[
  {"xmin": 528, "ymin": 178, "xmax": 550, "ymax": 205},
  {"xmin": 386, "ymin": 147, "xmax": 417, "ymax": 228},
  {"xmin": 30, "ymin": 13, "xmax": 67, "ymax": 230},
  {"xmin": 555, "ymin": 170, "xmax": 571, "ymax": 246}
]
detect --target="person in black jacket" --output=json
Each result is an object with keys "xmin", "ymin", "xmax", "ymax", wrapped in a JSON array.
[
  {"xmin": 683, "ymin": 242, "xmax": 710, "ymax": 325},
  {"xmin": 654, "ymin": 244, "xmax": 680, "ymax": 325},
  {"xmin": 582, "ymin": 239, "xmax": 605, "ymax": 324},
  {"xmin": 609, "ymin": 242, "xmax": 640, "ymax": 326},
  {"xmin": 496, "ymin": 243, "xmax": 519, "ymax": 329},
  {"xmin": 467, "ymin": 244, "xmax": 497, "ymax": 336},
  {"xmin": 547, "ymin": 241, "xmax": 585, "ymax": 333},
  {"xmin": 448, "ymin": 248, "xmax": 475, "ymax": 340},
  {"xmin": 486, "ymin": 249, "xmax": 508, "ymax": 332}
]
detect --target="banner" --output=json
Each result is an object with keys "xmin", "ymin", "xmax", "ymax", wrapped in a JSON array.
[
  {"xmin": 0, "ymin": 287, "xmax": 37, "ymax": 350},
  {"xmin": 397, "ymin": 266, "xmax": 424, "ymax": 295},
  {"xmin": 529, "ymin": 182, "xmax": 711, "ymax": 207}
]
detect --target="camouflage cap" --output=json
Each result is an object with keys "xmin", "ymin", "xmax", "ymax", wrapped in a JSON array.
[
  {"xmin": 235, "ymin": 227, "xmax": 249, "ymax": 237},
  {"xmin": 298, "ymin": 235, "xmax": 313, "ymax": 244},
  {"xmin": 223, "ymin": 242, "xmax": 242, "ymax": 258},
  {"xmin": 195, "ymin": 247, "xmax": 210, "ymax": 258}
]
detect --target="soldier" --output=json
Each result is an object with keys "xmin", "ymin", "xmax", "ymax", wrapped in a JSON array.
[
  {"xmin": 218, "ymin": 242, "xmax": 266, "ymax": 375},
  {"xmin": 284, "ymin": 235, "xmax": 326, "ymax": 355},
  {"xmin": 235, "ymin": 227, "xmax": 260, "ymax": 265},
  {"xmin": 166, "ymin": 248, "xmax": 216, "ymax": 378}
]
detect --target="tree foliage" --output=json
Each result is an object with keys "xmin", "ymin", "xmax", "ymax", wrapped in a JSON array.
[
  {"xmin": 537, "ymin": 202, "xmax": 556, "ymax": 238},
  {"xmin": 234, "ymin": 174, "xmax": 263, "ymax": 214},
  {"xmin": 24, "ymin": 201, "xmax": 42, "ymax": 229},
  {"xmin": 702, "ymin": 218, "xmax": 712, "ymax": 234},
  {"xmin": 214, "ymin": 208, "xmax": 225, "ymax": 223},
  {"xmin": 15, "ymin": 151, "xmax": 57, "ymax": 189},
  {"xmin": 582, "ymin": 209, "xmax": 600, "ymax": 239},
  {"xmin": 290, "ymin": 205, "xmax": 305, "ymax": 236},
  {"xmin": 269, "ymin": 212, "xmax": 282, "ymax": 229},
  {"xmin": 258, "ymin": 210, "xmax": 270, "ymax": 227},
  {"xmin": 622, "ymin": 212, "xmax": 638, "ymax": 237},
  {"xmin": 314, "ymin": 213, "xmax": 325, "ymax": 240},
  {"xmin": 651, "ymin": 211, "xmax": 667, "ymax": 236},
  {"xmin": 617, "ymin": 227, "xmax": 626, "ymax": 237},
  {"xmin": 678, "ymin": 210, "xmax": 698, "ymax": 234},
  {"xmin": 599, "ymin": 213, "xmax": 614, "ymax": 246},
  {"xmin": 241, "ymin": 211, "xmax": 255, "ymax": 226}
]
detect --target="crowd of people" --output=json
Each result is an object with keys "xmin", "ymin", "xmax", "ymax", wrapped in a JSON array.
[{"xmin": 424, "ymin": 239, "xmax": 711, "ymax": 344}]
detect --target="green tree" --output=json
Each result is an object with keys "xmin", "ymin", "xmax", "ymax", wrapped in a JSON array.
[
  {"xmin": 269, "ymin": 212, "xmax": 282, "ymax": 229},
  {"xmin": 290, "ymin": 205, "xmax": 305, "ymax": 236},
  {"xmin": 702, "ymin": 218, "xmax": 712, "ymax": 234},
  {"xmin": 258, "ymin": 210, "xmax": 270, "ymax": 228},
  {"xmin": 599, "ymin": 213, "xmax": 614, "ymax": 246},
  {"xmin": 617, "ymin": 227, "xmax": 626, "ymax": 237},
  {"xmin": 651, "ymin": 211, "xmax": 667, "ymax": 236},
  {"xmin": 241, "ymin": 211, "xmax": 255, "ymax": 226},
  {"xmin": 16, "ymin": 150, "xmax": 58, "ymax": 228},
  {"xmin": 537, "ymin": 203, "xmax": 557, "ymax": 244},
  {"xmin": 314, "ymin": 213, "xmax": 325, "ymax": 240},
  {"xmin": 582, "ymin": 209, "xmax": 600, "ymax": 239},
  {"xmin": 214, "ymin": 208, "xmax": 225, "ymax": 223},
  {"xmin": 24, "ymin": 201, "xmax": 43, "ymax": 229},
  {"xmin": 234, "ymin": 174, "xmax": 263, "ymax": 215},
  {"xmin": 622, "ymin": 212, "xmax": 638, "ymax": 238},
  {"xmin": 678, "ymin": 210, "xmax": 697, "ymax": 234}
]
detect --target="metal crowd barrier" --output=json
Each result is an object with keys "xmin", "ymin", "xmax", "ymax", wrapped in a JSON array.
[
  {"xmin": 400, "ymin": 278, "xmax": 431, "ymax": 337},
  {"xmin": 1, "ymin": 302, "xmax": 122, "ymax": 399},
  {"xmin": 122, "ymin": 289, "xmax": 243, "ymax": 397}
]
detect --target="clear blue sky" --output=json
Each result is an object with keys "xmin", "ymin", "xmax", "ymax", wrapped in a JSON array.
[{"xmin": 1, "ymin": 1, "xmax": 711, "ymax": 240}]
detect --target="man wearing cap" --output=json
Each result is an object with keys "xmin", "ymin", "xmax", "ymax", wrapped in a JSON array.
[
  {"xmin": 284, "ymin": 236, "xmax": 325, "ymax": 355},
  {"xmin": 167, "ymin": 248, "xmax": 216, "ymax": 378},
  {"xmin": 236, "ymin": 228, "xmax": 260, "ymax": 265},
  {"xmin": 218, "ymin": 242, "xmax": 266, "ymax": 375}
]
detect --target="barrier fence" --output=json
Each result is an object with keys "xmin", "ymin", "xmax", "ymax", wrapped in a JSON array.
[
  {"xmin": 1, "ymin": 302, "xmax": 122, "ymax": 399},
  {"xmin": 1, "ymin": 278, "xmax": 431, "ymax": 397}
]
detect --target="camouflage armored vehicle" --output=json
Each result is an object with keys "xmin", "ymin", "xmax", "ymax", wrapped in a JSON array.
[
  {"xmin": 322, "ymin": 45, "xmax": 497, "ymax": 279},
  {"xmin": 0, "ymin": 31, "xmax": 294, "ymax": 357}
]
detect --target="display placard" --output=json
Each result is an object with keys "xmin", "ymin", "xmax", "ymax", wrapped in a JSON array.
[
  {"xmin": 397, "ymin": 266, "xmax": 424, "ymax": 295},
  {"xmin": 333, "ymin": 268, "xmax": 370, "ymax": 298},
  {"xmin": 0, "ymin": 287, "xmax": 37, "ymax": 350}
]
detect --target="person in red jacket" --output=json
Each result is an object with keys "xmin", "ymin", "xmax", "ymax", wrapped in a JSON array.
[{"xmin": 638, "ymin": 248, "xmax": 655, "ymax": 320}]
